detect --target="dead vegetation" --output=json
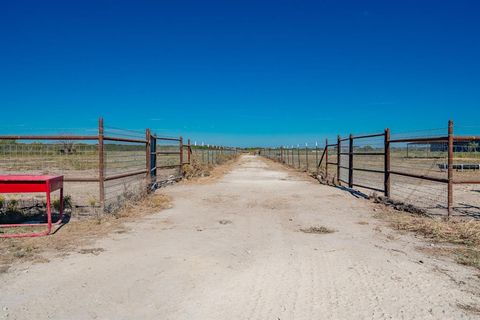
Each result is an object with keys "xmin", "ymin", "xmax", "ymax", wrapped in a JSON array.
[
  {"xmin": 182, "ymin": 154, "xmax": 240, "ymax": 184},
  {"xmin": 0, "ymin": 155, "xmax": 240, "ymax": 274},
  {"xmin": 373, "ymin": 203, "xmax": 480, "ymax": 269},
  {"xmin": 300, "ymin": 226, "xmax": 336, "ymax": 234},
  {"xmin": 0, "ymin": 193, "xmax": 172, "ymax": 274},
  {"xmin": 182, "ymin": 157, "xmax": 214, "ymax": 179}
]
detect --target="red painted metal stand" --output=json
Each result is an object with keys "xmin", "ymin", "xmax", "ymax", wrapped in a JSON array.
[{"xmin": 0, "ymin": 175, "xmax": 64, "ymax": 238}]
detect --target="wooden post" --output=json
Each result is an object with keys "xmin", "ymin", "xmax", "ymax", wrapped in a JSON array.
[
  {"xmin": 325, "ymin": 139, "xmax": 329, "ymax": 178},
  {"xmin": 384, "ymin": 128, "xmax": 391, "ymax": 197},
  {"xmin": 348, "ymin": 134, "xmax": 354, "ymax": 188},
  {"xmin": 448, "ymin": 120, "xmax": 454, "ymax": 218},
  {"xmin": 337, "ymin": 135, "xmax": 341, "ymax": 185},
  {"xmin": 98, "ymin": 117, "xmax": 105, "ymax": 210},
  {"xmin": 179, "ymin": 136, "xmax": 183, "ymax": 176},
  {"xmin": 146, "ymin": 128, "xmax": 151, "ymax": 190},
  {"xmin": 315, "ymin": 143, "xmax": 318, "ymax": 169}
]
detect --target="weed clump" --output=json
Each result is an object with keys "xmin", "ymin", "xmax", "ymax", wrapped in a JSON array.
[{"xmin": 300, "ymin": 226, "xmax": 336, "ymax": 234}]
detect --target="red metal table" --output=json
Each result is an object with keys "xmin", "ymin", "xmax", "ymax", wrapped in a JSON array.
[{"xmin": 0, "ymin": 175, "xmax": 64, "ymax": 238}]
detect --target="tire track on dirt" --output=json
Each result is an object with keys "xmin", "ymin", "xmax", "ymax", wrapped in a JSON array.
[{"xmin": 1, "ymin": 155, "xmax": 480, "ymax": 319}]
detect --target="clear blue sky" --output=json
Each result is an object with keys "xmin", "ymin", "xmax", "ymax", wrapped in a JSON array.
[{"xmin": 1, "ymin": 0, "xmax": 479, "ymax": 146}]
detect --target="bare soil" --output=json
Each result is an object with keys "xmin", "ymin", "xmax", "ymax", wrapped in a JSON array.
[{"xmin": 1, "ymin": 155, "xmax": 480, "ymax": 319}]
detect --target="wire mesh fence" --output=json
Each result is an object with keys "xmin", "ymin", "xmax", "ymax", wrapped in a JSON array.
[
  {"xmin": 261, "ymin": 120, "xmax": 480, "ymax": 219},
  {"xmin": 0, "ymin": 118, "xmax": 238, "ymax": 222}
]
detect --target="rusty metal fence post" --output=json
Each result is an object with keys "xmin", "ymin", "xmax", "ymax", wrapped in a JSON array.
[
  {"xmin": 150, "ymin": 133, "xmax": 157, "ymax": 185},
  {"xmin": 384, "ymin": 128, "xmax": 391, "ymax": 197},
  {"xmin": 297, "ymin": 146, "xmax": 300, "ymax": 168},
  {"xmin": 179, "ymin": 136, "xmax": 183, "ymax": 176},
  {"xmin": 146, "ymin": 128, "xmax": 151, "ymax": 190},
  {"xmin": 337, "ymin": 135, "xmax": 341, "ymax": 185},
  {"xmin": 448, "ymin": 120, "xmax": 454, "ymax": 218},
  {"xmin": 305, "ymin": 145, "xmax": 309, "ymax": 171},
  {"xmin": 325, "ymin": 139, "xmax": 329, "ymax": 178},
  {"xmin": 187, "ymin": 139, "xmax": 191, "ymax": 164},
  {"xmin": 98, "ymin": 117, "xmax": 105, "ymax": 210},
  {"xmin": 348, "ymin": 134, "xmax": 353, "ymax": 188}
]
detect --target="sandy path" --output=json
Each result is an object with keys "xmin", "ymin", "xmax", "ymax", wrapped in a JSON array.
[{"xmin": 1, "ymin": 155, "xmax": 480, "ymax": 319}]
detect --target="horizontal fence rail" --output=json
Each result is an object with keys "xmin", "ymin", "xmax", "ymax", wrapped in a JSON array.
[
  {"xmin": 260, "ymin": 120, "xmax": 480, "ymax": 219},
  {"xmin": 0, "ymin": 118, "xmax": 238, "ymax": 217}
]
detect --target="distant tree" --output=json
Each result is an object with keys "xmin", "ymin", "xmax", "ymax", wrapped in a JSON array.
[
  {"xmin": 467, "ymin": 141, "xmax": 479, "ymax": 153},
  {"xmin": 0, "ymin": 139, "xmax": 17, "ymax": 145}
]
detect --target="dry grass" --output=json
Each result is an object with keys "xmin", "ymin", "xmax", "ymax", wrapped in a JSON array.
[
  {"xmin": 379, "ymin": 212, "xmax": 480, "ymax": 246},
  {"xmin": 182, "ymin": 155, "xmax": 240, "ymax": 184},
  {"xmin": 182, "ymin": 158, "xmax": 213, "ymax": 179},
  {"xmin": 300, "ymin": 226, "xmax": 336, "ymax": 234},
  {"xmin": 455, "ymin": 248, "xmax": 480, "ymax": 268},
  {"xmin": 457, "ymin": 303, "xmax": 480, "ymax": 315},
  {"xmin": 374, "ymin": 204, "xmax": 480, "ymax": 269},
  {"xmin": 0, "ymin": 193, "xmax": 172, "ymax": 273}
]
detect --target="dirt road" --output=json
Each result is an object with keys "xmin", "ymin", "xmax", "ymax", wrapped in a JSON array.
[{"xmin": 1, "ymin": 155, "xmax": 480, "ymax": 319}]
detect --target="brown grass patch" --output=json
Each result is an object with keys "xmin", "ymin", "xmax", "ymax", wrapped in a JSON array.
[
  {"xmin": 357, "ymin": 221, "xmax": 369, "ymax": 225},
  {"xmin": 182, "ymin": 154, "xmax": 240, "ymax": 184},
  {"xmin": 376, "ymin": 209, "xmax": 480, "ymax": 246},
  {"xmin": 300, "ymin": 226, "xmax": 336, "ymax": 234},
  {"xmin": 79, "ymin": 248, "xmax": 105, "ymax": 255},
  {"xmin": 455, "ymin": 248, "xmax": 480, "ymax": 269},
  {"xmin": 0, "ymin": 193, "xmax": 172, "ymax": 273},
  {"xmin": 374, "ymin": 204, "xmax": 480, "ymax": 270},
  {"xmin": 457, "ymin": 303, "xmax": 480, "ymax": 315}
]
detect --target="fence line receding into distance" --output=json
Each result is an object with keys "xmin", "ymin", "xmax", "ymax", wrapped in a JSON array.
[
  {"xmin": 0, "ymin": 117, "xmax": 238, "ymax": 216},
  {"xmin": 260, "ymin": 120, "xmax": 480, "ymax": 219}
]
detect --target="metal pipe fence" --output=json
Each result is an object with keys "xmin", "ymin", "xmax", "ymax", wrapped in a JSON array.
[
  {"xmin": 260, "ymin": 120, "xmax": 480, "ymax": 219},
  {"xmin": 0, "ymin": 117, "xmax": 237, "ymax": 216}
]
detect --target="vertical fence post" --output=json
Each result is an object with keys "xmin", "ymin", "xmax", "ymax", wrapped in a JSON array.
[
  {"xmin": 179, "ymin": 136, "xmax": 183, "ymax": 176},
  {"xmin": 98, "ymin": 117, "xmax": 105, "ymax": 210},
  {"xmin": 146, "ymin": 128, "xmax": 151, "ymax": 190},
  {"xmin": 150, "ymin": 133, "xmax": 157, "ymax": 185},
  {"xmin": 187, "ymin": 139, "xmax": 191, "ymax": 164},
  {"xmin": 315, "ymin": 143, "xmax": 318, "ymax": 169},
  {"xmin": 384, "ymin": 128, "xmax": 391, "ymax": 197},
  {"xmin": 297, "ymin": 146, "xmax": 300, "ymax": 168},
  {"xmin": 305, "ymin": 145, "xmax": 309, "ymax": 171},
  {"xmin": 337, "ymin": 135, "xmax": 341, "ymax": 185},
  {"xmin": 325, "ymin": 139, "xmax": 329, "ymax": 178},
  {"xmin": 447, "ymin": 120, "xmax": 454, "ymax": 218},
  {"xmin": 348, "ymin": 134, "xmax": 353, "ymax": 188}
]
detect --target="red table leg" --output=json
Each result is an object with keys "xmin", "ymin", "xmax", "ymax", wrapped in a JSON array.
[{"xmin": 0, "ymin": 175, "xmax": 64, "ymax": 238}]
